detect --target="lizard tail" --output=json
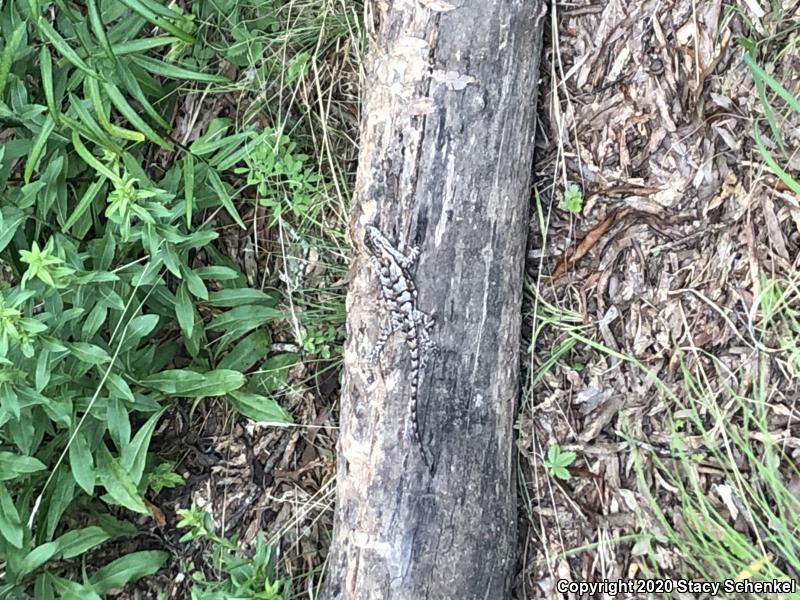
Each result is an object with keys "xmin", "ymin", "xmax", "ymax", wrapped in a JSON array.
[{"xmin": 408, "ymin": 334, "xmax": 429, "ymax": 468}]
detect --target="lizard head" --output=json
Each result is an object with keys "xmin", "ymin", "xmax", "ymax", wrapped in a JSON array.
[{"xmin": 364, "ymin": 225, "xmax": 390, "ymax": 257}]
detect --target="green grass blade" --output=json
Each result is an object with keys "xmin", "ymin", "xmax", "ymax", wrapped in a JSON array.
[
  {"xmin": 743, "ymin": 52, "xmax": 800, "ymax": 114},
  {"xmin": 753, "ymin": 76, "xmax": 784, "ymax": 153},
  {"xmin": 754, "ymin": 124, "xmax": 800, "ymax": 195}
]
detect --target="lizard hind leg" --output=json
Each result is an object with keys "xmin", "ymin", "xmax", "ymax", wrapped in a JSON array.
[
  {"xmin": 369, "ymin": 320, "xmax": 394, "ymax": 364},
  {"xmin": 414, "ymin": 310, "xmax": 439, "ymax": 363}
]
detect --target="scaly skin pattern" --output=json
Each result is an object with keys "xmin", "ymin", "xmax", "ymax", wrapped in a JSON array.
[{"xmin": 363, "ymin": 225, "xmax": 436, "ymax": 468}]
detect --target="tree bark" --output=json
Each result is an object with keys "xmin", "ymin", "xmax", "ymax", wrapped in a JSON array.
[{"xmin": 321, "ymin": 1, "xmax": 544, "ymax": 598}]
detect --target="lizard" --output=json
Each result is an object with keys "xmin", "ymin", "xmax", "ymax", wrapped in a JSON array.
[{"xmin": 363, "ymin": 225, "xmax": 437, "ymax": 469}]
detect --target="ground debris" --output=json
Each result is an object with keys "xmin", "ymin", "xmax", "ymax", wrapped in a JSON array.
[{"xmin": 522, "ymin": 0, "xmax": 800, "ymax": 596}]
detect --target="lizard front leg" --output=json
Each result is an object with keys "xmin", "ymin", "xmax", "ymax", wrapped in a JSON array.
[
  {"xmin": 369, "ymin": 256, "xmax": 383, "ymax": 278},
  {"xmin": 399, "ymin": 245, "xmax": 420, "ymax": 269}
]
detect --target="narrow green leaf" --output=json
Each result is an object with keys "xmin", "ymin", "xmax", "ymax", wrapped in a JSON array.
[
  {"xmin": 183, "ymin": 267, "xmax": 208, "ymax": 299},
  {"xmin": 0, "ymin": 23, "xmax": 26, "ymax": 99},
  {"xmin": 47, "ymin": 575, "xmax": 102, "ymax": 600},
  {"xmin": 191, "ymin": 130, "xmax": 248, "ymax": 157},
  {"xmin": 206, "ymin": 288, "xmax": 279, "ymax": 308},
  {"xmin": 0, "ymin": 451, "xmax": 46, "ymax": 481},
  {"xmin": 71, "ymin": 131, "xmax": 119, "ymax": 183},
  {"xmin": 125, "ymin": 314, "xmax": 159, "ymax": 339},
  {"xmin": 55, "ymin": 526, "xmax": 111, "ymax": 559},
  {"xmin": 0, "ymin": 483, "xmax": 24, "ymax": 549},
  {"xmin": 208, "ymin": 306, "xmax": 284, "ymax": 333},
  {"xmin": 23, "ymin": 114, "xmax": 55, "ymax": 184},
  {"xmin": 140, "ymin": 369, "xmax": 245, "ymax": 398},
  {"xmin": 35, "ymin": 349, "xmax": 51, "ymax": 391},
  {"xmin": 115, "ymin": 62, "xmax": 170, "ymax": 130},
  {"xmin": 121, "ymin": 409, "xmax": 164, "ymax": 485},
  {"xmin": 218, "ymin": 330, "xmax": 271, "ymax": 371},
  {"xmin": 175, "ymin": 281, "xmax": 194, "ymax": 338},
  {"xmin": 115, "ymin": 0, "xmax": 194, "ymax": 42},
  {"xmin": 183, "ymin": 153, "xmax": 194, "ymax": 227},
  {"xmin": 131, "ymin": 55, "xmax": 229, "ymax": 83},
  {"xmin": 106, "ymin": 372, "xmax": 135, "ymax": 402},
  {"xmin": 754, "ymin": 124, "xmax": 800, "ymax": 195},
  {"xmin": 195, "ymin": 266, "xmax": 241, "ymax": 281},
  {"xmin": 37, "ymin": 19, "xmax": 99, "ymax": 78},
  {"xmin": 65, "ymin": 341, "xmax": 111, "ymax": 365},
  {"xmin": 228, "ymin": 390, "xmax": 292, "ymax": 425},
  {"xmin": 743, "ymin": 52, "xmax": 800, "ymax": 114},
  {"xmin": 44, "ymin": 469, "xmax": 75, "ymax": 541},
  {"xmin": 207, "ymin": 168, "xmax": 245, "ymax": 228},
  {"xmin": 101, "ymin": 36, "xmax": 179, "ymax": 57},
  {"xmin": 753, "ymin": 76, "xmax": 783, "ymax": 153},
  {"xmin": 86, "ymin": 77, "xmax": 144, "ymax": 142},
  {"xmin": 39, "ymin": 46, "xmax": 60, "ymax": 121},
  {"xmin": 108, "ymin": 398, "xmax": 131, "ymax": 450},
  {"xmin": 91, "ymin": 551, "xmax": 168, "ymax": 593},
  {"xmin": 86, "ymin": 0, "xmax": 115, "ymax": 60},
  {"xmin": 102, "ymin": 82, "xmax": 172, "ymax": 149},
  {"xmin": 19, "ymin": 541, "xmax": 59, "ymax": 577},
  {"xmin": 68, "ymin": 432, "xmax": 95, "ymax": 494},
  {"xmin": 95, "ymin": 445, "xmax": 148, "ymax": 514},
  {"xmin": 160, "ymin": 244, "xmax": 182, "ymax": 278},
  {"xmin": 63, "ymin": 103, "xmax": 123, "ymax": 155},
  {"xmin": 63, "ymin": 178, "xmax": 104, "ymax": 232},
  {"xmin": 0, "ymin": 207, "xmax": 26, "ymax": 252},
  {"xmin": 34, "ymin": 574, "xmax": 54, "ymax": 600},
  {"xmin": 214, "ymin": 129, "xmax": 273, "ymax": 171}
]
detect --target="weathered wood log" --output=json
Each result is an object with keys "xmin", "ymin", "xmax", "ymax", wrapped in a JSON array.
[{"xmin": 321, "ymin": 1, "xmax": 544, "ymax": 598}]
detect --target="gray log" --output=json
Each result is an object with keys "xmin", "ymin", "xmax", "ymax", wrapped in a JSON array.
[{"xmin": 321, "ymin": 1, "xmax": 544, "ymax": 598}]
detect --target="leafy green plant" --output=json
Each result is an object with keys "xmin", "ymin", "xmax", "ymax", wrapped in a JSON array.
[
  {"xmin": 147, "ymin": 462, "xmax": 185, "ymax": 494},
  {"xmin": 562, "ymin": 183, "xmax": 583, "ymax": 214},
  {"xmin": 300, "ymin": 325, "xmax": 338, "ymax": 359},
  {"xmin": 0, "ymin": 2, "xmax": 298, "ymax": 594},
  {"xmin": 543, "ymin": 444, "xmax": 577, "ymax": 480},
  {"xmin": 177, "ymin": 504, "xmax": 286, "ymax": 599},
  {"xmin": 235, "ymin": 129, "xmax": 324, "ymax": 225}
]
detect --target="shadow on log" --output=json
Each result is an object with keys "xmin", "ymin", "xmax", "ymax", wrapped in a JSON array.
[{"xmin": 321, "ymin": 1, "xmax": 544, "ymax": 598}]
